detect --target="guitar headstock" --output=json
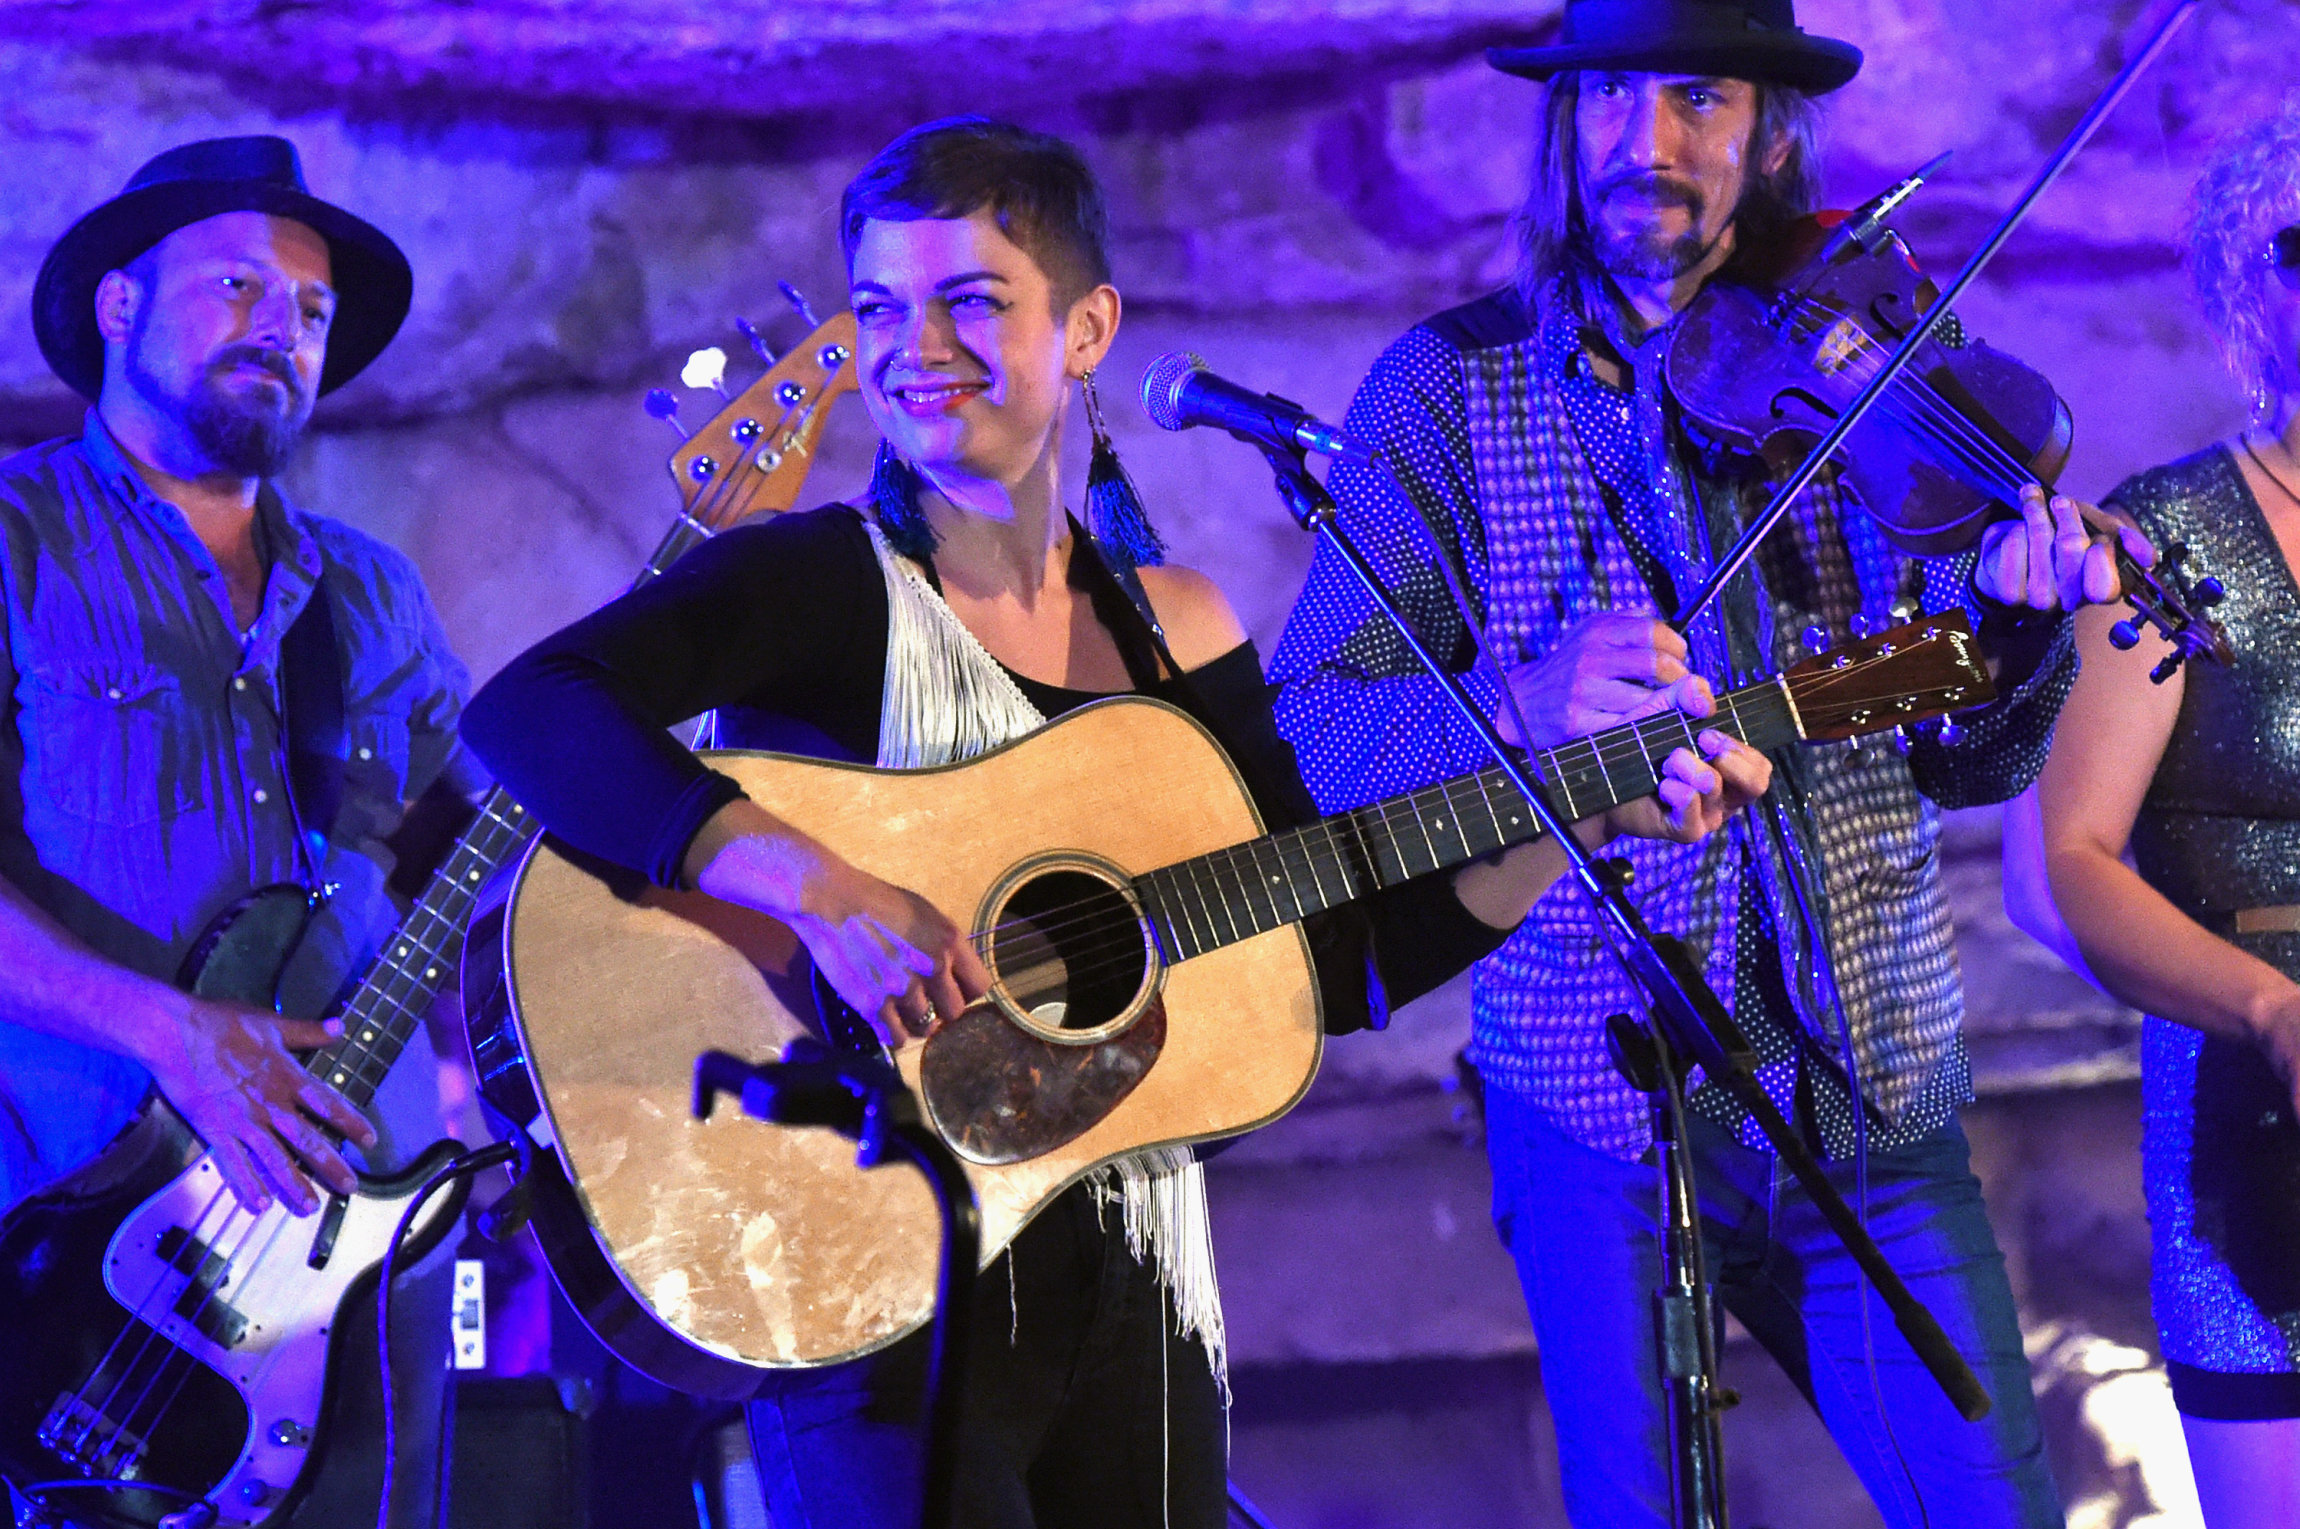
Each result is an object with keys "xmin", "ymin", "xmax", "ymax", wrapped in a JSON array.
[
  {"xmin": 648, "ymin": 308, "xmax": 860, "ymax": 532},
  {"xmin": 1780, "ymin": 609, "xmax": 1996, "ymax": 741}
]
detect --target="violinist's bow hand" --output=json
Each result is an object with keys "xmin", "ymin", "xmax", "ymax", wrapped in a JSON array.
[{"xmin": 1975, "ymin": 484, "xmax": 2157, "ymax": 612}]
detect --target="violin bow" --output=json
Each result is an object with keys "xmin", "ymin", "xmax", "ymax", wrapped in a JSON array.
[{"xmin": 1672, "ymin": 0, "xmax": 2210, "ymax": 664}]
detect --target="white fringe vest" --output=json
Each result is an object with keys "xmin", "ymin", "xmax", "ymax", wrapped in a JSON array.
[{"xmin": 864, "ymin": 520, "xmax": 1227, "ymax": 1383}]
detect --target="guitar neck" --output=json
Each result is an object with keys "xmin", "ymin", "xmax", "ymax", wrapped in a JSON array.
[
  {"xmin": 302, "ymin": 518, "xmax": 714, "ymax": 1109},
  {"xmin": 1134, "ymin": 676, "xmax": 1805, "ymax": 964}
]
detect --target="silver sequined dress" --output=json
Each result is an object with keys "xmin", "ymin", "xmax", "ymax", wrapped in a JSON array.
[{"xmin": 2111, "ymin": 445, "xmax": 2300, "ymax": 1401}]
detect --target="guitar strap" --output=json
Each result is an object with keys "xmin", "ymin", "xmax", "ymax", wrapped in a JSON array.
[{"xmin": 279, "ymin": 568, "xmax": 347, "ymax": 862}]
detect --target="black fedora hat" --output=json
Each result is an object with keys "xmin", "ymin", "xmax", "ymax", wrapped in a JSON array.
[
  {"xmin": 1489, "ymin": 0, "xmax": 1862, "ymax": 95},
  {"xmin": 33, "ymin": 135, "xmax": 412, "ymax": 401}
]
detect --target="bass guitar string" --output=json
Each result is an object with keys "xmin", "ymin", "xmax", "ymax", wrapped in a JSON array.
[
  {"xmin": 60, "ymin": 1176, "xmax": 240, "ymax": 1466},
  {"xmin": 114, "ymin": 1197, "xmax": 307, "ymax": 1479}
]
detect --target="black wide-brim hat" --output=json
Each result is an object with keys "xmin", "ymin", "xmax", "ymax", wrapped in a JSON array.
[
  {"xmin": 33, "ymin": 135, "xmax": 412, "ymax": 401},
  {"xmin": 1490, "ymin": 0, "xmax": 1863, "ymax": 95}
]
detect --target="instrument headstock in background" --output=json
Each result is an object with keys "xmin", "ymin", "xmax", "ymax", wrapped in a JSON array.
[
  {"xmin": 643, "ymin": 290, "xmax": 860, "ymax": 532},
  {"xmin": 1779, "ymin": 609, "xmax": 1996, "ymax": 743}
]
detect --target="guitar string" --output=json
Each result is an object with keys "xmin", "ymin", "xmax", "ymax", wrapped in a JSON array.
[
  {"xmin": 61, "ymin": 1177, "xmax": 240, "ymax": 1466},
  {"xmin": 114, "ymin": 1196, "xmax": 306, "ymax": 1475},
  {"xmin": 959, "ymin": 647, "xmax": 1931, "ymax": 961},
  {"xmin": 80, "ymin": 1186, "xmax": 271, "ymax": 1473},
  {"xmin": 954, "ymin": 655, "xmax": 1952, "ymax": 992}
]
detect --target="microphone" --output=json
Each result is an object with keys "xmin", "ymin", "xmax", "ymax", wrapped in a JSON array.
[
  {"xmin": 1138, "ymin": 351, "xmax": 1377, "ymax": 466},
  {"xmin": 1819, "ymin": 149, "xmax": 1952, "ymax": 262}
]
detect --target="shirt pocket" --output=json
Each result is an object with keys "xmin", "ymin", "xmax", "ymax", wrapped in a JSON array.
[
  {"xmin": 21, "ymin": 661, "xmax": 211, "ymax": 828},
  {"xmin": 346, "ymin": 712, "xmax": 413, "ymax": 806}
]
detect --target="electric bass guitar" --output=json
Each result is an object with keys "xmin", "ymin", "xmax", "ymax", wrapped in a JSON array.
[
  {"xmin": 469, "ymin": 611, "xmax": 1993, "ymax": 1394},
  {"xmin": 0, "ymin": 308, "xmax": 859, "ymax": 1529}
]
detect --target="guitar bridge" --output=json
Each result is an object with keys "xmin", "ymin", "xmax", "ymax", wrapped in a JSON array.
[{"xmin": 37, "ymin": 1390, "xmax": 151, "ymax": 1478}]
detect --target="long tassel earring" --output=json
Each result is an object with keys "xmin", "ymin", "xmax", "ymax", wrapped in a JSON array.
[
  {"xmin": 1082, "ymin": 368, "xmax": 1167, "ymax": 569},
  {"xmin": 869, "ymin": 440, "xmax": 937, "ymax": 560}
]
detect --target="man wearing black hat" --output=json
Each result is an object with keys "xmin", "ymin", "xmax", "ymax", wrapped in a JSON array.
[
  {"xmin": 0, "ymin": 137, "xmax": 472, "ymax": 1524},
  {"xmin": 1272, "ymin": 3, "xmax": 2140, "ymax": 1523}
]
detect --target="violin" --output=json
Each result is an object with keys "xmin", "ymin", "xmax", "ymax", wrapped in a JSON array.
[{"xmin": 1663, "ymin": 206, "xmax": 2234, "ymax": 682}]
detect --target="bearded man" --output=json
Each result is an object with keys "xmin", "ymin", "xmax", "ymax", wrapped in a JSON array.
[
  {"xmin": 0, "ymin": 137, "xmax": 475, "ymax": 1526},
  {"xmin": 1270, "ymin": 4, "xmax": 2146, "ymax": 1524}
]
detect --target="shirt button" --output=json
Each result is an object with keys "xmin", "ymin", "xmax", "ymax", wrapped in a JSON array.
[
  {"xmin": 105, "ymin": 686, "xmax": 122, "ymax": 700},
  {"xmin": 233, "ymin": 677, "xmax": 248, "ymax": 692},
  {"xmin": 357, "ymin": 746, "xmax": 373, "ymax": 761},
  {"xmin": 252, "ymin": 788, "xmax": 269, "ymax": 804}
]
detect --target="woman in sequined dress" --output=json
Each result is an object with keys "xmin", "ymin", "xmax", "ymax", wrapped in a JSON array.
[{"xmin": 2007, "ymin": 100, "xmax": 2300, "ymax": 1527}]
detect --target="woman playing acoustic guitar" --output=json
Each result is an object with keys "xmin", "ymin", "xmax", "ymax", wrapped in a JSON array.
[{"xmin": 463, "ymin": 116, "xmax": 1769, "ymax": 1529}]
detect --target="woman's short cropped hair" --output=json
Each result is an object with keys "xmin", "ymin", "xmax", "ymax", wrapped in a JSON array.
[
  {"xmin": 841, "ymin": 116, "xmax": 1112, "ymax": 310},
  {"xmin": 2188, "ymin": 93, "xmax": 2300, "ymax": 417}
]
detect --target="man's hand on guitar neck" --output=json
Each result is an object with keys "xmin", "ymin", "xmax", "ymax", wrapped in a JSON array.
[
  {"xmin": 0, "ymin": 874, "xmax": 376, "ymax": 1215},
  {"xmin": 687, "ymin": 797, "xmax": 992, "ymax": 1051},
  {"xmin": 1494, "ymin": 609, "xmax": 1775, "ymax": 843}
]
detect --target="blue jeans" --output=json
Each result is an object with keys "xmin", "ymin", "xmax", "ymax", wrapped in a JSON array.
[{"xmin": 1486, "ymin": 1094, "xmax": 2062, "ymax": 1528}]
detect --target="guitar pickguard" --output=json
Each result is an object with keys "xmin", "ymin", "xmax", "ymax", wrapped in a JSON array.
[{"xmin": 919, "ymin": 997, "xmax": 1167, "ymax": 1165}]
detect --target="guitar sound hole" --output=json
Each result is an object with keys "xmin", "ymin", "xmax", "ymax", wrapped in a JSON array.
[{"xmin": 986, "ymin": 869, "xmax": 1150, "ymax": 1038}]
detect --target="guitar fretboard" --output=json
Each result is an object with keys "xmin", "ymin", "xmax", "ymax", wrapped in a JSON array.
[
  {"xmin": 302, "ymin": 516, "xmax": 715, "ymax": 1109},
  {"xmin": 1134, "ymin": 678, "xmax": 1803, "ymax": 964}
]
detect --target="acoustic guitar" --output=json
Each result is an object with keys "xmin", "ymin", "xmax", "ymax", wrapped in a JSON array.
[
  {"xmin": 469, "ymin": 612, "xmax": 1993, "ymax": 1393},
  {"xmin": 0, "ymin": 310, "xmax": 858, "ymax": 1529}
]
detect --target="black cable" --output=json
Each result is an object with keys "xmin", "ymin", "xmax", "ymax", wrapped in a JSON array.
[{"xmin": 373, "ymin": 1139, "xmax": 523, "ymax": 1529}]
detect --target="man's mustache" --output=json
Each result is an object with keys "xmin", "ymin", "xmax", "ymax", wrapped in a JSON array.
[
  {"xmin": 209, "ymin": 346, "xmax": 301, "ymax": 395},
  {"xmin": 1592, "ymin": 172, "xmax": 1705, "ymax": 214}
]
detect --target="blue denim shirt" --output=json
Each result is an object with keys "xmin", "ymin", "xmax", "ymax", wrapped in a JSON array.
[{"xmin": 0, "ymin": 413, "xmax": 474, "ymax": 1203}]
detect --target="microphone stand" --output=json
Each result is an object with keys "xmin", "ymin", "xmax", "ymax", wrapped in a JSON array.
[
  {"xmin": 692, "ymin": 1046, "xmax": 979, "ymax": 1529},
  {"xmin": 1256, "ymin": 441, "xmax": 1990, "ymax": 1529}
]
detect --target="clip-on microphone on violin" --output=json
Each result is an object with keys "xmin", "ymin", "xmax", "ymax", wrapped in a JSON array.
[
  {"xmin": 1675, "ymin": 0, "xmax": 2220, "ymax": 685},
  {"xmin": 1814, "ymin": 151, "xmax": 1952, "ymax": 265}
]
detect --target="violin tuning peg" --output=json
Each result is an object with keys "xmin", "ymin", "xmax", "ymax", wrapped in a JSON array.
[
  {"xmin": 2108, "ymin": 619, "xmax": 2142, "ymax": 652},
  {"xmin": 735, "ymin": 316, "xmax": 776, "ymax": 366},
  {"xmin": 2149, "ymin": 653, "xmax": 2184, "ymax": 685},
  {"xmin": 643, "ymin": 388, "xmax": 690, "ymax": 438},
  {"xmin": 2161, "ymin": 540, "xmax": 2191, "ymax": 570},
  {"xmin": 2193, "ymin": 577, "xmax": 2226, "ymax": 607}
]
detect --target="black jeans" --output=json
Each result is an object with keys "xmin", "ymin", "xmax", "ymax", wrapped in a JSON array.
[{"xmin": 748, "ymin": 1182, "xmax": 1226, "ymax": 1529}]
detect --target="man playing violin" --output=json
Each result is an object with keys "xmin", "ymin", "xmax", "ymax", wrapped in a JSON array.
[{"xmin": 1271, "ymin": 2, "xmax": 2147, "ymax": 1523}]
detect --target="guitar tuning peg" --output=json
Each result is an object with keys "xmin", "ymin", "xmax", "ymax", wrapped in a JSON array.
[
  {"xmin": 682, "ymin": 346, "xmax": 731, "ymax": 397},
  {"xmin": 1892, "ymin": 726, "xmax": 1913, "ymax": 757},
  {"xmin": 2108, "ymin": 619, "xmax": 2142, "ymax": 651},
  {"xmin": 643, "ymin": 388, "xmax": 689, "ymax": 438},
  {"xmin": 779, "ymin": 281, "xmax": 822, "ymax": 329},
  {"xmin": 2193, "ymin": 576, "xmax": 2225, "ymax": 607},
  {"xmin": 1890, "ymin": 600, "xmax": 1919, "ymax": 624},
  {"xmin": 1934, "ymin": 717, "xmax": 1967, "ymax": 747},
  {"xmin": 1848, "ymin": 612, "xmax": 1875, "ymax": 639},
  {"xmin": 735, "ymin": 316, "xmax": 776, "ymax": 366},
  {"xmin": 1800, "ymin": 623, "xmax": 1831, "ymax": 654}
]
